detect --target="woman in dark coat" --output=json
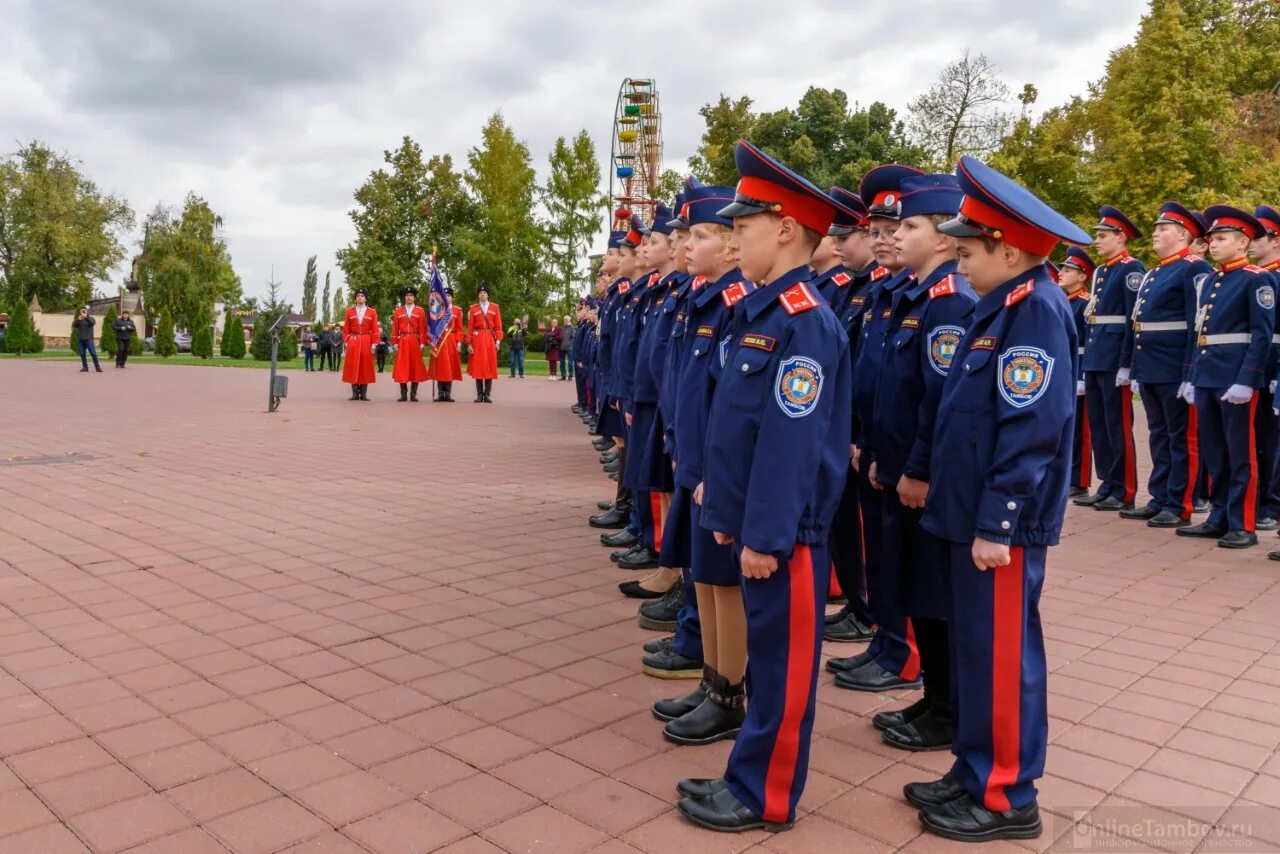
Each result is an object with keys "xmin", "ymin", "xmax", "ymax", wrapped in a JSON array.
[{"xmin": 544, "ymin": 320, "xmax": 561, "ymax": 382}]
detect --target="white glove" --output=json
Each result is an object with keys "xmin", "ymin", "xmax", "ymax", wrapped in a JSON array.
[
  {"xmin": 1271, "ymin": 379, "xmax": 1277, "ymax": 395},
  {"xmin": 1180, "ymin": 383, "xmax": 1195, "ymax": 404},
  {"xmin": 1115, "ymin": 367, "xmax": 1131, "ymax": 387},
  {"xmin": 1131, "ymin": 381, "xmax": 1141, "ymax": 397},
  {"xmin": 1222, "ymin": 384, "xmax": 1254, "ymax": 405},
  {"xmin": 1076, "ymin": 380, "xmax": 1086, "ymax": 397}
]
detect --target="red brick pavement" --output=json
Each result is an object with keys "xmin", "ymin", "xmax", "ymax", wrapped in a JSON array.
[{"xmin": 1, "ymin": 362, "xmax": 1278, "ymax": 852}]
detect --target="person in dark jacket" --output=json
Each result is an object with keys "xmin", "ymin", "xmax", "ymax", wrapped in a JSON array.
[
  {"xmin": 544, "ymin": 320, "xmax": 561, "ymax": 381},
  {"xmin": 72, "ymin": 308, "xmax": 101, "ymax": 372},
  {"xmin": 328, "ymin": 325, "xmax": 344, "ymax": 371},
  {"xmin": 375, "ymin": 333, "xmax": 391, "ymax": 373},
  {"xmin": 508, "ymin": 320, "xmax": 526, "ymax": 377},
  {"xmin": 315, "ymin": 326, "xmax": 331, "ymax": 370},
  {"xmin": 112, "ymin": 310, "xmax": 137, "ymax": 368}
]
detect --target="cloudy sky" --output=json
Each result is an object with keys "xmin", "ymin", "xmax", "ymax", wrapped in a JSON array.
[{"xmin": 2, "ymin": 0, "xmax": 1149, "ymax": 305}]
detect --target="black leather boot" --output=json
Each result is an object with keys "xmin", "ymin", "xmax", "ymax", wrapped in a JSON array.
[
  {"xmin": 652, "ymin": 668, "xmax": 709, "ymax": 721},
  {"xmin": 600, "ymin": 529, "xmax": 637, "ymax": 547},
  {"xmin": 638, "ymin": 581, "xmax": 683, "ymax": 631},
  {"xmin": 483, "ymin": 379, "xmax": 493, "ymax": 402},
  {"xmin": 443, "ymin": 382, "xmax": 454, "ymax": 401},
  {"xmin": 398, "ymin": 384, "xmax": 408, "ymax": 402},
  {"xmin": 677, "ymin": 785, "xmax": 790, "ymax": 833},
  {"xmin": 617, "ymin": 545, "xmax": 659, "ymax": 569},
  {"xmin": 349, "ymin": 386, "xmax": 359, "ymax": 401},
  {"xmin": 410, "ymin": 383, "xmax": 419, "ymax": 402},
  {"xmin": 474, "ymin": 380, "xmax": 484, "ymax": 402},
  {"xmin": 663, "ymin": 671, "xmax": 745, "ymax": 745}
]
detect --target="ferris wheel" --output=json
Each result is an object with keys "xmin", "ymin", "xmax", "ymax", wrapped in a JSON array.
[{"xmin": 608, "ymin": 78, "xmax": 663, "ymax": 232}]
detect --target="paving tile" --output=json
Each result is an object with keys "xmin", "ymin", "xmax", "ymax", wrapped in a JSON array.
[
  {"xmin": 7, "ymin": 737, "xmax": 114, "ymax": 785},
  {"xmin": 551, "ymin": 777, "xmax": 670, "ymax": 835},
  {"xmin": 249, "ymin": 743, "xmax": 358, "ymax": 792},
  {"xmin": 166, "ymin": 767, "xmax": 279, "ymax": 821},
  {"xmin": 324, "ymin": 724, "xmax": 424, "ymax": 768},
  {"xmin": 67, "ymin": 793, "xmax": 191, "ymax": 852},
  {"xmin": 493, "ymin": 750, "xmax": 601, "ymax": 800},
  {"xmin": 292, "ymin": 770, "xmax": 409, "ymax": 825},
  {"xmin": 371, "ymin": 747, "xmax": 478, "ymax": 795},
  {"xmin": 34, "ymin": 763, "xmax": 152, "ymax": 817},
  {"xmin": 0, "ymin": 787, "xmax": 58, "ymax": 836},
  {"xmin": 127, "ymin": 739, "xmax": 236, "ymax": 790},
  {"xmin": 427, "ymin": 772, "xmax": 541, "ymax": 830},
  {"xmin": 481, "ymin": 804, "xmax": 609, "ymax": 853},
  {"xmin": 205, "ymin": 797, "xmax": 331, "ymax": 854},
  {"xmin": 343, "ymin": 800, "xmax": 470, "ymax": 852},
  {"xmin": 0, "ymin": 822, "xmax": 89, "ymax": 854}
]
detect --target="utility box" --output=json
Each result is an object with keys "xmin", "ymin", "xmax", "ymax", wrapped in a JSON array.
[{"xmin": 272, "ymin": 375, "xmax": 288, "ymax": 398}]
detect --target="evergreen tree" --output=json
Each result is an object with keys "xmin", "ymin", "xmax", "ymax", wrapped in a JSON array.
[
  {"xmin": 250, "ymin": 315, "xmax": 272, "ymax": 361},
  {"xmin": 279, "ymin": 326, "xmax": 298, "ymax": 361},
  {"xmin": 191, "ymin": 322, "xmax": 213, "ymax": 359},
  {"xmin": 320, "ymin": 272, "xmax": 331, "ymax": 324},
  {"xmin": 154, "ymin": 308, "xmax": 176, "ymax": 357},
  {"xmin": 301, "ymin": 255, "xmax": 318, "ymax": 321},
  {"xmin": 221, "ymin": 312, "xmax": 246, "ymax": 358},
  {"xmin": 99, "ymin": 305, "xmax": 118, "ymax": 356},
  {"xmin": 4, "ymin": 298, "xmax": 34, "ymax": 355},
  {"xmin": 331, "ymin": 286, "xmax": 344, "ymax": 325},
  {"xmin": 544, "ymin": 130, "xmax": 602, "ymax": 313}
]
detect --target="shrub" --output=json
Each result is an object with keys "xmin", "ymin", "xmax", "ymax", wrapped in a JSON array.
[
  {"xmin": 154, "ymin": 309, "xmax": 176, "ymax": 358},
  {"xmin": 250, "ymin": 316, "xmax": 272, "ymax": 361},
  {"xmin": 221, "ymin": 312, "xmax": 246, "ymax": 358},
  {"xmin": 4, "ymin": 299, "xmax": 36, "ymax": 355},
  {"xmin": 100, "ymin": 306, "xmax": 118, "ymax": 356},
  {"xmin": 192, "ymin": 323, "xmax": 213, "ymax": 358}
]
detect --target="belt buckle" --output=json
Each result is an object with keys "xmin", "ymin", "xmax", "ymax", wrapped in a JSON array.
[
  {"xmin": 1133, "ymin": 322, "xmax": 1141, "ymax": 333},
  {"xmin": 1198, "ymin": 334, "xmax": 1207, "ymax": 346},
  {"xmin": 1087, "ymin": 315, "xmax": 1097, "ymax": 324}
]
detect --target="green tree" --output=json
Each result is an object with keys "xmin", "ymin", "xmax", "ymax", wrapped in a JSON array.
[
  {"xmin": 0, "ymin": 142, "xmax": 134, "ymax": 311},
  {"xmin": 301, "ymin": 255, "xmax": 318, "ymax": 321},
  {"xmin": 907, "ymin": 51, "xmax": 1012, "ymax": 168},
  {"xmin": 99, "ymin": 304, "xmax": 118, "ymax": 356},
  {"xmin": 279, "ymin": 327, "xmax": 298, "ymax": 361},
  {"xmin": 544, "ymin": 130, "xmax": 602, "ymax": 312},
  {"xmin": 320, "ymin": 271, "xmax": 331, "ymax": 324},
  {"xmin": 219, "ymin": 311, "xmax": 245, "ymax": 358},
  {"xmin": 136, "ymin": 194, "xmax": 242, "ymax": 329},
  {"xmin": 250, "ymin": 315, "xmax": 272, "ymax": 361},
  {"xmin": 654, "ymin": 169, "xmax": 685, "ymax": 204},
  {"xmin": 3, "ymin": 297, "xmax": 35, "ymax": 355},
  {"xmin": 453, "ymin": 113, "xmax": 547, "ymax": 322},
  {"xmin": 191, "ymin": 322, "xmax": 213, "ymax": 359},
  {"xmin": 331, "ymin": 286, "xmax": 344, "ymax": 326},
  {"xmin": 990, "ymin": 96, "xmax": 1097, "ymax": 228},
  {"xmin": 688, "ymin": 95, "xmax": 757, "ymax": 184},
  {"xmin": 154, "ymin": 307, "xmax": 176, "ymax": 358}
]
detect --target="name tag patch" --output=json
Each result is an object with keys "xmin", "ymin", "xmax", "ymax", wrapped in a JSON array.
[
  {"xmin": 740, "ymin": 334, "xmax": 776, "ymax": 352},
  {"xmin": 971, "ymin": 336, "xmax": 998, "ymax": 351},
  {"xmin": 900, "ymin": 317, "xmax": 921, "ymax": 329},
  {"xmin": 695, "ymin": 325, "xmax": 715, "ymax": 337}
]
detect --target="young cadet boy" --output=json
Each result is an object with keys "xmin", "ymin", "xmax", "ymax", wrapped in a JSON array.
[
  {"xmin": 1119, "ymin": 202, "xmax": 1215, "ymax": 527},
  {"xmin": 868, "ymin": 173, "xmax": 975, "ymax": 752},
  {"xmin": 833, "ymin": 164, "xmax": 925, "ymax": 692},
  {"xmin": 1177, "ymin": 206, "xmax": 1276, "ymax": 549},
  {"xmin": 912, "ymin": 155, "xmax": 1090, "ymax": 842},
  {"xmin": 1058, "ymin": 247, "xmax": 1097, "ymax": 498},
  {"xmin": 675, "ymin": 139, "xmax": 850, "ymax": 833},
  {"xmin": 1252, "ymin": 204, "xmax": 1280, "ymax": 533},
  {"xmin": 650, "ymin": 183, "xmax": 754, "ymax": 740},
  {"xmin": 1077, "ymin": 206, "xmax": 1146, "ymax": 510}
]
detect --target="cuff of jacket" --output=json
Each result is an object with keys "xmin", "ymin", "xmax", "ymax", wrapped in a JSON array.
[
  {"xmin": 975, "ymin": 491, "xmax": 1023, "ymax": 542},
  {"xmin": 976, "ymin": 530, "xmax": 1012, "ymax": 546}
]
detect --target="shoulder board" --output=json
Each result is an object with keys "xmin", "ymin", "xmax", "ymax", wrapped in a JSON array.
[
  {"xmin": 618, "ymin": 281, "xmax": 631, "ymax": 294},
  {"xmin": 832, "ymin": 272, "xmax": 851, "ymax": 286},
  {"xmin": 928, "ymin": 275, "xmax": 958, "ymax": 299},
  {"xmin": 780, "ymin": 282, "xmax": 820, "ymax": 315},
  {"xmin": 1245, "ymin": 264, "xmax": 1266, "ymax": 274},
  {"xmin": 721, "ymin": 281, "xmax": 751, "ymax": 307},
  {"xmin": 1004, "ymin": 280, "xmax": 1035, "ymax": 307},
  {"xmin": 691, "ymin": 275, "xmax": 707, "ymax": 290},
  {"xmin": 649, "ymin": 273, "xmax": 660, "ymax": 286},
  {"xmin": 870, "ymin": 267, "xmax": 890, "ymax": 282}
]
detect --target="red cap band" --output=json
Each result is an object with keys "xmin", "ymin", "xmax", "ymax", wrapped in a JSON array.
[
  {"xmin": 1157, "ymin": 211, "xmax": 1198, "ymax": 235},
  {"xmin": 958, "ymin": 195, "xmax": 1060, "ymax": 256},
  {"xmin": 1211, "ymin": 217, "xmax": 1259, "ymax": 239},
  {"xmin": 1258, "ymin": 215, "xmax": 1280, "ymax": 236},
  {"xmin": 736, "ymin": 175, "xmax": 836, "ymax": 235},
  {"xmin": 1099, "ymin": 215, "xmax": 1135, "ymax": 238}
]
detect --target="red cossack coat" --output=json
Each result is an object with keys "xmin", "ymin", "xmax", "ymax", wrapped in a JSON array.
[
  {"xmin": 391, "ymin": 305, "xmax": 429, "ymax": 383},
  {"xmin": 466, "ymin": 302, "xmax": 503, "ymax": 380},
  {"xmin": 341, "ymin": 306, "xmax": 379, "ymax": 385}
]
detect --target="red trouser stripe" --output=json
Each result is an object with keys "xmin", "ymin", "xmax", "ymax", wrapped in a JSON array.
[
  {"xmin": 828, "ymin": 562, "xmax": 843, "ymax": 598},
  {"xmin": 761, "ymin": 544, "xmax": 816, "ymax": 824},
  {"xmin": 649, "ymin": 492, "xmax": 664, "ymax": 553},
  {"xmin": 986, "ymin": 546, "xmax": 1025, "ymax": 812},
  {"xmin": 1121, "ymin": 391, "xmax": 1137, "ymax": 504},
  {"xmin": 1181, "ymin": 402, "xmax": 1199, "ymax": 519},
  {"xmin": 900, "ymin": 618, "xmax": 922, "ymax": 681},
  {"xmin": 1245, "ymin": 393, "xmax": 1259, "ymax": 532},
  {"xmin": 1078, "ymin": 396, "xmax": 1092, "ymax": 489}
]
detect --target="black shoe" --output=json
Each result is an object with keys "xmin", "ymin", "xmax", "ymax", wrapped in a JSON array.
[
  {"xmin": 618, "ymin": 546, "xmax": 659, "ymax": 570},
  {"xmin": 409, "ymin": 384, "xmax": 418, "ymax": 402},
  {"xmin": 882, "ymin": 710, "xmax": 953, "ymax": 751},
  {"xmin": 918, "ymin": 793, "xmax": 1042, "ymax": 842},
  {"xmin": 904, "ymin": 774, "xmax": 968, "ymax": 810},
  {"xmin": 823, "ymin": 613, "xmax": 874, "ymax": 643},
  {"xmin": 600, "ymin": 528, "xmax": 637, "ymax": 547},
  {"xmin": 589, "ymin": 507, "xmax": 628, "ymax": 529},
  {"xmin": 663, "ymin": 674, "xmax": 745, "ymax": 746},
  {"xmin": 653, "ymin": 677, "xmax": 707, "ymax": 721},
  {"xmin": 1177, "ymin": 521, "xmax": 1227, "ymax": 538},
  {"xmin": 596, "ymin": 500, "xmax": 614, "ymax": 511},
  {"xmin": 611, "ymin": 543, "xmax": 645, "ymax": 563},
  {"xmin": 638, "ymin": 582, "xmax": 683, "ymax": 631},
  {"xmin": 600, "ymin": 452, "xmax": 618, "ymax": 465},
  {"xmin": 873, "ymin": 696, "xmax": 930, "ymax": 732},
  {"xmin": 1218, "ymin": 530, "xmax": 1258, "ymax": 549},
  {"xmin": 1258, "ymin": 517, "xmax": 1280, "ymax": 532},
  {"xmin": 833, "ymin": 659, "xmax": 922, "ymax": 692},
  {"xmin": 823, "ymin": 608, "xmax": 848, "ymax": 626},
  {"xmin": 1268, "ymin": 549, "xmax": 1280, "ymax": 561},
  {"xmin": 619, "ymin": 580, "xmax": 666, "ymax": 600},
  {"xmin": 1119, "ymin": 504, "xmax": 1160, "ymax": 520},
  {"xmin": 826, "ymin": 649, "xmax": 875, "ymax": 674},
  {"xmin": 1148, "ymin": 511, "xmax": 1190, "ymax": 528},
  {"xmin": 1193, "ymin": 499, "xmax": 1210, "ymax": 514},
  {"xmin": 677, "ymin": 777, "xmax": 726, "ymax": 799},
  {"xmin": 643, "ymin": 635, "xmax": 674, "ymax": 655},
  {"xmin": 1072, "ymin": 492, "xmax": 1106, "ymax": 506},
  {"xmin": 1093, "ymin": 496, "xmax": 1133, "ymax": 511},
  {"xmin": 349, "ymin": 390, "xmax": 359, "ymax": 400},
  {"xmin": 602, "ymin": 460, "xmax": 620, "ymax": 474},
  {"xmin": 593, "ymin": 438, "xmax": 612, "ymax": 451},
  {"xmin": 676, "ymin": 786, "xmax": 791, "ymax": 833},
  {"xmin": 1067, "ymin": 486, "xmax": 1089, "ymax": 498},
  {"xmin": 94, "ymin": 366, "xmax": 102, "ymax": 372},
  {"xmin": 642, "ymin": 647, "xmax": 703, "ymax": 680}
]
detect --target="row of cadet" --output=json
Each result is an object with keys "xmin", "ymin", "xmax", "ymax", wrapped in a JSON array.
[
  {"xmin": 560, "ymin": 135, "xmax": 1143, "ymax": 842},
  {"xmin": 330, "ymin": 285, "xmax": 506, "ymax": 402},
  {"xmin": 1062, "ymin": 203, "xmax": 1280, "ymax": 555}
]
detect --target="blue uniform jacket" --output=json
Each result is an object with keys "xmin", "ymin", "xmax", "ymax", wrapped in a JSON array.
[
  {"xmin": 670, "ymin": 271, "xmax": 751, "ymax": 490},
  {"xmin": 1067, "ymin": 288, "xmax": 1088, "ymax": 380},
  {"xmin": 852, "ymin": 269, "xmax": 916, "ymax": 460},
  {"xmin": 658, "ymin": 274, "xmax": 698, "ymax": 437},
  {"xmin": 814, "ymin": 265, "xmax": 854, "ymax": 318},
  {"xmin": 577, "ymin": 321, "xmax": 596, "ymax": 373},
  {"xmin": 1187, "ymin": 259, "xmax": 1276, "ymax": 389},
  {"xmin": 921, "ymin": 266, "xmax": 1077, "ymax": 547},
  {"xmin": 612, "ymin": 271, "xmax": 656, "ymax": 408},
  {"xmin": 1121, "ymin": 248, "xmax": 1213, "ymax": 385},
  {"xmin": 700, "ymin": 266, "xmax": 852, "ymax": 557},
  {"xmin": 870, "ymin": 262, "xmax": 976, "ymax": 487},
  {"xmin": 1081, "ymin": 252, "xmax": 1146, "ymax": 373},
  {"xmin": 632, "ymin": 272, "xmax": 681, "ymax": 404},
  {"xmin": 595, "ymin": 278, "xmax": 629, "ymax": 400}
]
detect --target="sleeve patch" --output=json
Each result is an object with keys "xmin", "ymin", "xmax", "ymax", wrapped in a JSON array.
[
  {"xmin": 618, "ymin": 281, "xmax": 631, "ymax": 294},
  {"xmin": 780, "ymin": 282, "xmax": 820, "ymax": 315},
  {"xmin": 871, "ymin": 266, "xmax": 890, "ymax": 281},
  {"xmin": 740, "ymin": 334, "xmax": 777, "ymax": 352},
  {"xmin": 775, "ymin": 356, "xmax": 824, "ymax": 418},
  {"xmin": 1125, "ymin": 272, "xmax": 1143, "ymax": 291},
  {"xmin": 928, "ymin": 325, "xmax": 965, "ymax": 376},
  {"xmin": 1258, "ymin": 285, "xmax": 1275, "ymax": 310},
  {"xmin": 998, "ymin": 346, "xmax": 1055, "ymax": 409},
  {"xmin": 971, "ymin": 336, "xmax": 998, "ymax": 351}
]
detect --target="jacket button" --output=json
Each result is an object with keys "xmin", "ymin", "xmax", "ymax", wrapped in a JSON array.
[
  {"xmin": 1007, "ymin": 501, "xmax": 1016, "ymax": 510},
  {"xmin": 1001, "ymin": 521, "xmax": 1011, "ymax": 530},
  {"xmin": 693, "ymin": 349, "xmax": 701, "ymax": 356},
  {"xmin": 741, "ymin": 364, "xmax": 750, "ymax": 372}
]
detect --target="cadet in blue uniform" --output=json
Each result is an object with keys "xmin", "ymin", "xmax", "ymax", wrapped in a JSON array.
[
  {"xmin": 1059, "ymin": 248, "xmax": 1096, "ymax": 497},
  {"xmin": 1177, "ymin": 206, "xmax": 1276, "ymax": 549},
  {"xmin": 908, "ymin": 155, "xmax": 1088, "ymax": 842},
  {"xmin": 1253, "ymin": 205, "xmax": 1280, "ymax": 560},
  {"xmin": 674, "ymin": 140, "xmax": 850, "ymax": 834},
  {"xmin": 1077, "ymin": 206, "xmax": 1146, "ymax": 511},
  {"xmin": 1118, "ymin": 203, "xmax": 1214, "ymax": 527},
  {"xmin": 834, "ymin": 163, "xmax": 926, "ymax": 692},
  {"xmin": 867, "ymin": 173, "xmax": 976, "ymax": 752},
  {"xmin": 1253, "ymin": 204, "xmax": 1280, "ymax": 532}
]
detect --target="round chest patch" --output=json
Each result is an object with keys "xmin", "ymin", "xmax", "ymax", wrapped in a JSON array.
[
  {"xmin": 775, "ymin": 356, "xmax": 824, "ymax": 418},
  {"xmin": 1125, "ymin": 272, "xmax": 1143, "ymax": 291},
  {"xmin": 1258, "ymin": 285, "xmax": 1275, "ymax": 310},
  {"xmin": 998, "ymin": 346, "xmax": 1055, "ymax": 409},
  {"xmin": 928, "ymin": 325, "xmax": 964, "ymax": 376}
]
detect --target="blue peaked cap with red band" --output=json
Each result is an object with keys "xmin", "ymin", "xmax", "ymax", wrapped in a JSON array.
[
  {"xmin": 1154, "ymin": 201, "xmax": 1204, "ymax": 239},
  {"xmin": 717, "ymin": 139, "xmax": 838, "ymax": 234},
  {"xmin": 860, "ymin": 164, "xmax": 924, "ymax": 220},
  {"xmin": 898, "ymin": 173, "xmax": 962, "ymax": 219},
  {"xmin": 1096, "ymin": 205, "xmax": 1142, "ymax": 240},
  {"xmin": 828, "ymin": 187, "xmax": 867, "ymax": 235},
  {"xmin": 1204, "ymin": 205, "xmax": 1265, "ymax": 240},
  {"xmin": 940, "ymin": 156, "xmax": 1091, "ymax": 255},
  {"xmin": 648, "ymin": 203, "xmax": 675, "ymax": 237},
  {"xmin": 607, "ymin": 230, "xmax": 628, "ymax": 250},
  {"xmin": 1061, "ymin": 246, "xmax": 1096, "ymax": 277},
  {"xmin": 683, "ymin": 183, "xmax": 737, "ymax": 228},
  {"xmin": 1255, "ymin": 205, "xmax": 1280, "ymax": 236}
]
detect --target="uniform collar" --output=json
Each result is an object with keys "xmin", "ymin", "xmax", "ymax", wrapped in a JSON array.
[
  {"xmin": 811, "ymin": 264, "xmax": 845, "ymax": 286},
  {"xmin": 744, "ymin": 265, "xmax": 811, "ymax": 321},
  {"xmin": 1263, "ymin": 259, "xmax": 1280, "ymax": 272},
  {"xmin": 1218, "ymin": 256, "xmax": 1249, "ymax": 273},
  {"xmin": 855, "ymin": 259, "xmax": 879, "ymax": 280},
  {"xmin": 1064, "ymin": 286, "xmax": 1088, "ymax": 300},
  {"xmin": 903, "ymin": 260, "xmax": 958, "ymax": 300},
  {"xmin": 694, "ymin": 269, "xmax": 744, "ymax": 308},
  {"xmin": 974, "ymin": 265, "xmax": 1048, "ymax": 323},
  {"xmin": 1102, "ymin": 250, "xmax": 1132, "ymax": 266},
  {"xmin": 1158, "ymin": 246, "xmax": 1191, "ymax": 267}
]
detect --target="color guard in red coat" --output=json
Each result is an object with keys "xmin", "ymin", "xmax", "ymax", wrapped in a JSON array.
[
  {"xmin": 341, "ymin": 289, "xmax": 378, "ymax": 401},
  {"xmin": 467, "ymin": 286, "xmax": 503, "ymax": 403},
  {"xmin": 391, "ymin": 287, "xmax": 429, "ymax": 401},
  {"xmin": 426, "ymin": 288, "xmax": 464, "ymax": 401}
]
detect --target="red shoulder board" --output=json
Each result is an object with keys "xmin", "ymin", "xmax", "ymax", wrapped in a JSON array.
[
  {"xmin": 1245, "ymin": 264, "xmax": 1266, "ymax": 274},
  {"xmin": 618, "ymin": 281, "xmax": 631, "ymax": 294},
  {"xmin": 870, "ymin": 266, "xmax": 890, "ymax": 282},
  {"xmin": 721, "ymin": 281, "xmax": 750, "ymax": 307},
  {"xmin": 649, "ymin": 273, "xmax": 660, "ymax": 286},
  {"xmin": 832, "ymin": 272, "xmax": 851, "ymax": 286},
  {"xmin": 928, "ymin": 275, "xmax": 958, "ymax": 299},
  {"xmin": 691, "ymin": 275, "xmax": 707, "ymax": 290},
  {"xmin": 780, "ymin": 282, "xmax": 820, "ymax": 315},
  {"xmin": 1004, "ymin": 280, "xmax": 1035, "ymax": 307}
]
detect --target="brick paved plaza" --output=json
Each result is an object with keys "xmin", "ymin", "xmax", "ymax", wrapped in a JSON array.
[{"xmin": 0, "ymin": 361, "xmax": 1277, "ymax": 852}]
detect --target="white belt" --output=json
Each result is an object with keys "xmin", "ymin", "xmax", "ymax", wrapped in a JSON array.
[
  {"xmin": 1273, "ymin": 334, "xmax": 1280, "ymax": 345},
  {"xmin": 1089, "ymin": 315, "xmax": 1126, "ymax": 325},
  {"xmin": 1134, "ymin": 321, "xmax": 1188, "ymax": 332},
  {"xmin": 1076, "ymin": 347, "xmax": 1086, "ymax": 356},
  {"xmin": 1199, "ymin": 333, "xmax": 1251, "ymax": 345}
]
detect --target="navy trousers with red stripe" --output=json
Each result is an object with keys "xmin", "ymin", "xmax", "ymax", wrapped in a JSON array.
[
  {"xmin": 725, "ymin": 542, "xmax": 826, "ymax": 825},
  {"xmin": 1196, "ymin": 388, "xmax": 1259, "ymax": 533},
  {"xmin": 1071, "ymin": 393, "xmax": 1092, "ymax": 490},
  {"xmin": 1139, "ymin": 382, "xmax": 1199, "ymax": 518},
  {"xmin": 634, "ymin": 490, "xmax": 665, "ymax": 553},
  {"xmin": 857, "ymin": 476, "xmax": 919, "ymax": 679},
  {"xmin": 1084, "ymin": 372, "xmax": 1137, "ymax": 503},
  {"xmin": 1255, "ymin": 385, "xmax": 1280, "ymax": 520},
  {"xmin": 948, "ymin": 542, "xmax": 1047, "ymax": 812}
]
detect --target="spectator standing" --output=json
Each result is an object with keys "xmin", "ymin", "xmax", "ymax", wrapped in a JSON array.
[
  {"xmin": 73, "ymin": 308, "xmax": 101, "ymax": 372},
  {"xmin": 508, "ymin": 320, "xmax": 527, "ymax": 378},
  {"xmin": 560, "ymin": 314, "xmax": 575, "ymax": 380},
  {"xmin": 329, "ymin": 325, "xmax": 344, "ymax": 372},
  {"xmin": 301, "ymin": 326, "xmax": 318, "ymax": 371},
  {"xmin": 375, "ymin": 333, "xmax": 391, "ymax": 373},
  {"xmin": 545, "ymin": 319, "xmax": 562, "ymax": 382},
  {"xmin": 113, "ymin": 310, "xmax": 137, "ymax": 368}
]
